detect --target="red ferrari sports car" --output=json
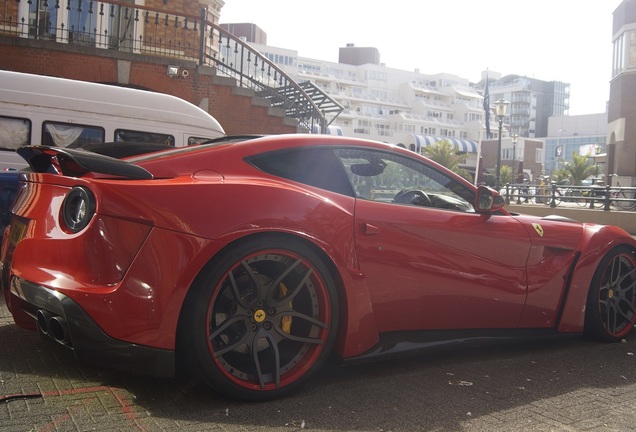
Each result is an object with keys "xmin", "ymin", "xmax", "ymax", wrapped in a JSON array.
[{"xmin": 1, "ymin": 135, "xmax": 635, "ymax": 400}]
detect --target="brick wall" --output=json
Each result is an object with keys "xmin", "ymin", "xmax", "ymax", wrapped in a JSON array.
[{"xmin": 0, "ymin": 43, "xmax": 298, "ymax": 136}]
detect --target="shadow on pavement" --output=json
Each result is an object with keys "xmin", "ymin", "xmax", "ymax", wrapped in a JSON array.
[{"xmin": 2, "ymin": 293, "xmax": 636, "ymax": 431}]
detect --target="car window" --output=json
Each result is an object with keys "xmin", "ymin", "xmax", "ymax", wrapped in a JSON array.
[
  {"xmin": 42, "ymin": 121, "xmax": 104, "ymax": 148},
  {"xmin": 114, "ymin": 129, "xmax": 175, "ymax": 146},
  {"xmin": 0, "ymin": 116, "xmax": 31, "ymax": 150},
  {"xmin": 335, "ymin": 148, "xmax": 474, "ymax": 212},
  {"xmin": 247, "ymin": 147, "xmax": 355, "ymax": 197}
]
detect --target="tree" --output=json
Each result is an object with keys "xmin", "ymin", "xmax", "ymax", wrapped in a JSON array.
[
  {"xmin": 499, "ymin": 165, "xmax": 513, "ymax": 187},
  {"xmin": 422, "ymin": 140, "xmax": 472, "ymax": 181},
  {"xmin": 423, "ymin": 140, "xmax": 461, "ymax": 170},
  {"xmin": 564, "ymin": 152, "xmax": 596, "ymax": 185},
  {"xmin": 550, "ymin": 167, "xmax": 571, "ymax": 185}
]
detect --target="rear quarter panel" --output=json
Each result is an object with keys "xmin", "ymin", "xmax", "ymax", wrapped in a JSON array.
[{"xmin": 77, "ymin": 175, "xmax": 363, "ymax": 350}]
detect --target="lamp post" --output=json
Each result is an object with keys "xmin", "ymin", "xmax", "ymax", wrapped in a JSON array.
[
  {"xmin": 494, "ymin": 98, "xmax": 510, "ymax": 190},
  {"xmin": 556, "ymin": 129, "xmax": 566, "ymax": 173},
  {"xmin": 511, "ymin": 133, "xmax": 518, "ymax": 182}
]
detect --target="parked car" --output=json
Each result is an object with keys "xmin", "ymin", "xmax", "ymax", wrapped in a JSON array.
[
  {"xmin": 582, "ymin": 175, "xmax": 606, "ymax": 186},
  {"xmin": 2, "ymin": 135, "xmax": 635, "ymax": 401},
  {"xmin": 0, "ymin": 170, "xmax": 19, "ymax": 231}
]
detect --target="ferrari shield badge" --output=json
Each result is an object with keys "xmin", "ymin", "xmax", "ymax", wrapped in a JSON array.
[{"xmin": 532, "ymin": 223, "xmax": 544, "ymax": 237}]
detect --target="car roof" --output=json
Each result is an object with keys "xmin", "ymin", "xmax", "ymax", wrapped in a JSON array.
[
  {"xmin": 130, "ymin": 134, "xmax": 399, "ymax": 163},
  {"xmin": 127, "ymin": 134, "xmax": 402, "ymax": 173}
]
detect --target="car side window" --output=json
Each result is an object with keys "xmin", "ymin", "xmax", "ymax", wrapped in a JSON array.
[
  {"xmin": 114, "ymin": 129, "xmax": 175, "ymax": 146},
  {"xmin": 42, "ymin": 121, "xmax": 104, "ymax": 148},
  {"xmin": 246, "ymin": 147, "xmax": 355, "ymax": 197},
  {"xmin": 335, "ymin": 148, "xmax": 474, "ymax": 212},
  {"xmin": 0, "ymin": 116, "xmax": 31, "ymax": 149}
]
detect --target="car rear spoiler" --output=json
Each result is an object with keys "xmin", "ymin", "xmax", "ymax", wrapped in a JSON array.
[{"xmin": 17, "ymin": 145, "xmax": 153, "ymax": 180}]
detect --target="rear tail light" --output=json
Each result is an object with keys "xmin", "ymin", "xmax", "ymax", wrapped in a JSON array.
[{"xmin": 62, "ymin": 187, "xmax": 95, "ymax": 233}]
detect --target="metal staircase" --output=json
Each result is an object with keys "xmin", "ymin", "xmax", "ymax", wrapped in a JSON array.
[
  {"xmin": 0, "ymin": 1, "xmax": 343, "ymax": 132},
  {"xmin": 206, "ymin": 21, "xmax": 343, "ymax": 131}
]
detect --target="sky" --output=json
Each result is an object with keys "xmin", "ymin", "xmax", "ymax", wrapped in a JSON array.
[{"xmin": 219, "ymin": 0, "xmax": 623, "ymax": 116}]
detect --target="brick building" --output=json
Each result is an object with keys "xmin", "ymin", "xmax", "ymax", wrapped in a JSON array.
[
  {"xmin": 608, "ymin": 0, "xmax": 636, "ymax": 187},
  {"xmin": 0, "ymin": 0, "xmax": 310, "ymax": 136}
]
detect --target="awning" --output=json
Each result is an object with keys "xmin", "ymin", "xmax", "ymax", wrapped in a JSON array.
[
  {"xmin": 448, "ymin": 138, "xmax": 478, "ymax": 153},
  {"xmin": 410, "ymin": 135, "xmax": 477, "ymax": 153},
  {"xmin": 327, "ymin": 125, "xmax": 344, "ymax": 136},
  {"xmin": 411, "ymin": 84, "xmax": 445, "ymax": 96},
  {"xmin": 452, "ymin": 87, "xmax": 482, "ymax": 98},
  {"xmin": 312, "ymin": 125, "xmax": 344, "ymax": 135}
]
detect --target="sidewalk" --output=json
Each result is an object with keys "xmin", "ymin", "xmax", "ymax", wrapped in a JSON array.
[{"xmin": 3, "ymin": 290, "xmax": 636, "ymax": 431}]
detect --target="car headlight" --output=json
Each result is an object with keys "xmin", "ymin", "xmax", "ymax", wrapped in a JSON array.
[{"xmin": 62, "ymin": 186, "xmax": 96, "ymax": 233}]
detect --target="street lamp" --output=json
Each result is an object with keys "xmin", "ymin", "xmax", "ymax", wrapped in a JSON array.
[
  {"xmin": 556, "ymin": 129, "xmax": 566, "ymax": 172},
  {"xmin": 494, "ymin": 98, "xmax": 510, "ymax": 190},
  {"xmin": 511, "ymin": 133, "xmax": 518, "ymax": 182}
]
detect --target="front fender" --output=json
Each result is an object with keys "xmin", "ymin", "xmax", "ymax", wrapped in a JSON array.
[{"xmin": 558, "ymin": 224, "xmax": 636, "ymax": 333}]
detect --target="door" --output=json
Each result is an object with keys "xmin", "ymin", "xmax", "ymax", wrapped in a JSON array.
[{"xmin": 335, "ymin": 148, "xmax": 532, "ymax": 332}]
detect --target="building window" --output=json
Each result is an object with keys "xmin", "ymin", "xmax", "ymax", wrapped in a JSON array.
[
  {"xmin": 613, "ymin": 32, "xmax": 626, "ymax": 76},
  {"xmin": 376, "ymin": 124, "xmax": 391, "ymax": 136},
  {"xmin": 629, "ymin": 30, "xmax": 636, "ymax": 68}
]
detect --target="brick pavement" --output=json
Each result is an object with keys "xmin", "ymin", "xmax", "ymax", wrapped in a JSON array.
[{"xmin": 2, "ymin": 293, "xmax": 636, "ymax": 431}]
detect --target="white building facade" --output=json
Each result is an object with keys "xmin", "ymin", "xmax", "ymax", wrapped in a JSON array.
[
  {"xmin": 225, "ymin": 27, "xmax": 590, "ymax": 183},
  {"xmin": 253, "ymin": 43, "xmax": 486, "ymax": 174}
]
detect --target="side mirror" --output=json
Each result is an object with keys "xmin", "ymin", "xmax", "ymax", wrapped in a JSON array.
[{"xmin": 476, "ymin": 185, "xmax": 505, "ymax": 213}]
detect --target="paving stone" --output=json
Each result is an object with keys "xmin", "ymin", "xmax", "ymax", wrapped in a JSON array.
[{"xmin": 3, "ymin": 295, "xmax": 636, "ymax": 431}]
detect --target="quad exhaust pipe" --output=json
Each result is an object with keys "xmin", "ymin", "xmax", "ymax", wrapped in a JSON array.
[{"xmin": 36, "ymin": 309, "xmax": 70, "ymax": 345}]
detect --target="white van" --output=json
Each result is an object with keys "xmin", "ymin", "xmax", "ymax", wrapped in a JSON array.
[{"xmin": 0, "ymin": 70, "xmax": 225, "ymax": 170}]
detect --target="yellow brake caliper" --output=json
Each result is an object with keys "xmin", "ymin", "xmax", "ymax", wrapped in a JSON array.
[{"xmin": 280, "ymin": 282, "xmax": 292, "ymax": 334}]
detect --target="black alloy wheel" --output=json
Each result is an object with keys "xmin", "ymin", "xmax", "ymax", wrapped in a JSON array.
[
  {"xmin": 179, "ymin": 236, "xmax": 338, "ymax": 401},
  {"xmin": 585, "ymin": 246, "xmax": 636, "ymax": 341}
]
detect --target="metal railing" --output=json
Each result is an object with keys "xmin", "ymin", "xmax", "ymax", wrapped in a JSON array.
[
  {"xmin": 501, "ymin": 183, "xmax": 636, "ymax": 211},
  {"xmin": 0, "ymin": 0, "xmax": 342, "ymax": 131}
]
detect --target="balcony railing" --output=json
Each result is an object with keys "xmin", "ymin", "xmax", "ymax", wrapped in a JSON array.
[{"xmin": 0, "ymin": 0, "xmax": 342, "ymax": 131}]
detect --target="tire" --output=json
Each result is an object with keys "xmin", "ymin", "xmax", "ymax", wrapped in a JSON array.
[
  {"xmin": 516, "ymin": 187, "xmax": 530, "ymax": 204},
  {"xmin": 546, "ymin": 189, "xmax": 561, "ymax": 206},
  {"xmin": 572, "ymin": 190, "xmax": 588, "ymax": 207},
  {"xmin": 178, "ymin": 236, "xmax": 339, "ymax": 401},
  {"xmin": 526, "ymin": 186, "xmax": 537, "ymax": 204},
  {"xmin": 584, "ymin": 246, "xmax": 636, "ymax": 342},
  {"xmin": 534, "ymin": 187, "xmax": 551, "ymax": 205},
  {"xmin": 616, "ymin": 189, "xmax": 636, "ymax": 211},
  {"xmin": 508, "ymin": 188, "xmax": 521, "ymax": 204}
]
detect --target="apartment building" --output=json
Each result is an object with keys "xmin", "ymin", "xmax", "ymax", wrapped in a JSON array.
[
  {"xmin": 545, "ymin": 113, "xmax": 608, "ymax": 178},
  {"xmin": 241, "ymin": 40, "xmax": 487, "ymax": 176},
  {"xmin": 474, "ymin": 72, "xmax": 570, "ymax": 139},
  {"xmin": 222, "ymin": 22, "xmax": 582, "ymax": 180}
]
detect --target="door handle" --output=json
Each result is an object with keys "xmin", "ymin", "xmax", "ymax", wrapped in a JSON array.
[{"xmin": 363, "ymin": 222, "xmax": 380, "ymax": 235}]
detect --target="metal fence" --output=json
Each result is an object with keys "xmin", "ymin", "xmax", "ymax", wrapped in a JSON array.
[
  {"xmin": 0, "ymin": 0, "xmax": 337, "ymax": 131},
  {"xmin": 501, "ymin": 182, "xmax": 636, "ymax": 211}
]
